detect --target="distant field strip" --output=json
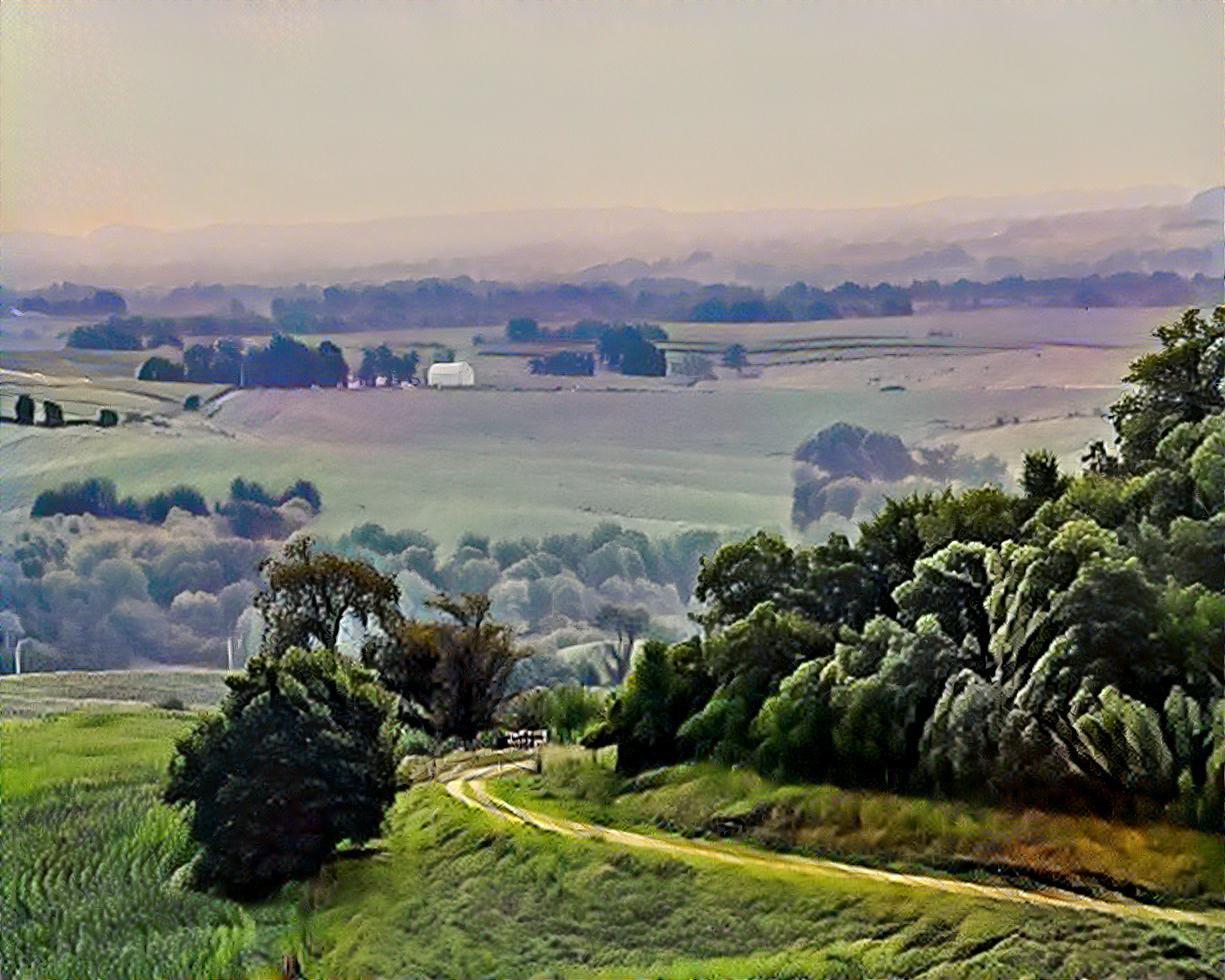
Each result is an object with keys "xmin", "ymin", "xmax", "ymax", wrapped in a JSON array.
[{"xmin": 444, "ymin": 763, "xmax": 1225, "ymax": 931}]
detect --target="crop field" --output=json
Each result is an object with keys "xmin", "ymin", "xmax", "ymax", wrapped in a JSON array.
[
  {"xmin": 0, "ymin": 669, "xmax": 230, "ymax": 718},
  {"xmin": 1, "ymin": 306, "xmax": 1174, "ymax": 544},
  {"xmin": 0, "ymin": 710, "xmax": 297, "ymax": 978}
]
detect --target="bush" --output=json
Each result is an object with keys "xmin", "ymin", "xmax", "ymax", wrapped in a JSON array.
[
  {"xmin": 98, "ymin": 409, "xmax": 119, "ymax": 428},
  {"xmin": 138, "ymin": 357, "xmax": 186, "ymax": 382},
  {"xmin": 164, "ymin": 647, "xmax": 399, "ymax": 898}
]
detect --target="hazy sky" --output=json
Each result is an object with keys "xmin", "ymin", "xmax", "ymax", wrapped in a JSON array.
[{"xmin": 3, "ymin": 1, "xmax": 1221, "ymax": 235}]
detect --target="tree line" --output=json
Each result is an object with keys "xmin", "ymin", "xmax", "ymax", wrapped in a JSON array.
[
  {"xmin": 8, "ymin": 394, "xmax": 118, "ymax": 429},
  {"xmin": 31, "ymin": 475, "xmax": 321, "ymax": 537},
  {"xmin": 586, "ymin": 307, "xmax": 1225, "ymax": 832}
]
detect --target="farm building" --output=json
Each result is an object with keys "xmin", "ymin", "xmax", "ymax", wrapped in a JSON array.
[{"xmin": 427, "ymin": 361, "xmax": 475, "ymax": 387}]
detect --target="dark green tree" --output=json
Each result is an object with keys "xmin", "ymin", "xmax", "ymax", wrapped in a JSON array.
[
  {"xmin": 15, "ymin": 394, "xmax": 35, "ymax": 425},
  {"xmin": 1020, "ymin": 449, "xmax": 1069, "ymax": 503},
  {"xmin": 693, "ymin": 531, "xmax": 796, "ymax": 631},
  {"xmin": 164, "ymin": 647, "xmax": 399, "ymax": 898}
]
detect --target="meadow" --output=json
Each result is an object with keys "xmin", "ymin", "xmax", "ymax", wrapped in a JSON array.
[{"xmin": 0, "ymin": 306, "xmax": 1167, "ymax": 545}]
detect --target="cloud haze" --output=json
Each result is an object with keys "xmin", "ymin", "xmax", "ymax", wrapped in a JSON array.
[{"xmin": 2, "ymin": 1, "xmax": 1220, "ymax": 235}]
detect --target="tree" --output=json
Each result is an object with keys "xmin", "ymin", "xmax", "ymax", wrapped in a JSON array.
[
  {"xmin": 164, "ymin": 646, "xmax": 399, "ymax": 898},
  {"xmin": 42, "ymin": 401, "xmax": 64, "ymax": 427},
  {"xmin": 1110, "ymin": 307, "xmax": 1224, "ymax": 471},
  {"xmin": 506, "ymin": 317, "xmax": 540, "ymax": 342},
  {"xmin": 694, "ymin": 531, "xmax": 796, "ymax": 631},
  {"xmin": 253, "ymin": 536, "xmax": 402, "ymax": 655},
  {"xmin": 721, "ymin": 344, "xmax": 749, "ymax": 371},
  {"xmin": 368, "ymin": 593, "xmax": 531, "ymax": 740},
  {"xmin": 594, "ymin": 604, "xmax": 651, "ymax": 681},
  {"xmin": 97, "ymin": 408, "xmax": 119, "ymax": 428},
  {"xmin": 137, "ymin": 356, "xmax": 185, "ymax": 382},
  {"xmin": 1020, "ymin": 449, "xmax": 1068, "ymax": 503},
  {"xmin": 15, "ymin": 394, "xmax": 34, "ymax": 425}
]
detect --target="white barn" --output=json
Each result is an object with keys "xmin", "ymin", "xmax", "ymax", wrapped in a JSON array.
[{"xmin": 427, "ymin": 361, "xmax": 475, "ymax": 388}]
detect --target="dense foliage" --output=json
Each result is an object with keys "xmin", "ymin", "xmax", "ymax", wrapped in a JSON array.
[
  {"xmin": 30, "ymin": 475, "xmax": 319, "ymax": 534},
  {"xmin": 529, "ymin": 350, "xmax": 595, "ymax": 376},
  {"xmin": 165, "ymin": 647, "xmax": 400, "ymax": 897},
  {"xmin": 251, "ymin": 272, "xmax": 1217, "ymax": 332},
  {"xmin": 597, "ymin": 308, "xmax": 1225, "ymax": 830}
]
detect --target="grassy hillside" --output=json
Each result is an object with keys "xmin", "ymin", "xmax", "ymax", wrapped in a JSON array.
[
  {"xmin": 300, "ymin": 780, "xmax": 1223, "ymax": 979},
  {"xmin": 497, "ymin": 751, "xmax": 1225, "ymax": 906},
  {"xmin": 3, "ymin": 709, "xmax": 1221, "ymax": 978}
]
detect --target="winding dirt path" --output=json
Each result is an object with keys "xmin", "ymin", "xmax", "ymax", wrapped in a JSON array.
[{"xmin": 443, "ymin": 762, "xmax": 1225, "ymax": 931}]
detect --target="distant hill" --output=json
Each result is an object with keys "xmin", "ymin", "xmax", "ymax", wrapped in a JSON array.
[{"xmin": 3, "ymin": 186, "xmax": 1218, "ymax": 291}]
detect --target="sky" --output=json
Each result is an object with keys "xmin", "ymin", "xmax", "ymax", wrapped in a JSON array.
[{"xmin": 2, "ymin": 1, "xmax": 1221, "ymax": 235}]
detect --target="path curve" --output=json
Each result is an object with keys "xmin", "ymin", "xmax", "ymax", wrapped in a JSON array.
[{"xmin": 443, "ymin": 762, "xmax": 1225, "ymax": 931}]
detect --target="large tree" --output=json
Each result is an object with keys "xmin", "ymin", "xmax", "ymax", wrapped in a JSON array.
[
  {"xmin": 1111, "ymin": 307, "xmax": 1225, "ymax": 471},
  {"xmin": 165, "ymin": 647, "xmax": 399, "ymax": 898}
]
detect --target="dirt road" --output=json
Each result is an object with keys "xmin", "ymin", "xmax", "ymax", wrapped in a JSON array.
[{"xmin": 444, "ymin": 762, "xmax": 1225, "ymax": 931}]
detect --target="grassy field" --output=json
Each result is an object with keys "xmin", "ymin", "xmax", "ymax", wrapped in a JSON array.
[
  {"xmin": 1, "ymin": 306, "xmax": 1168, "ymax": 544},
  {"xmin": 0, "ymin": 710, "xmax": 297, "ymax": 978},
  {"xmin": 496, "ymin": 751, "xmax": 1225, "ymax": 906},
  {"xmin": 0, "ymin": 669, "xmax": 231, "ymax": 718},
  {"xmin": 300, "ymin": 780, "xmax": 1223, "ymax": 979},
  {"xmin": 3, "ymin": 709, "xmax": 1221, "ymax": 978}
]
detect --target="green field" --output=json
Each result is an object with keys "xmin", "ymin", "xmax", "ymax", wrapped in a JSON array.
[
  {"xmin": 1, "ymin": 307, "xmax": 1167, "ymax": 544},
  {"xmin": 0, "ymin": 711, "xmax": 298, "ymax": 978},
  {"xmin": 3, "ymin": 709, "xmax": 1221, "ymax": 978}
]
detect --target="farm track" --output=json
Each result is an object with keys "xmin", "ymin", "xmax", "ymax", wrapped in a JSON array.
[{"xmin": 444, "ymin": 763, "xmax": 1225, "ymax": 931}]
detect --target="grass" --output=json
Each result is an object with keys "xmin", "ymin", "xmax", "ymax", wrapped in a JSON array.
[
  {"xmin": 0, "ymin": 668, "xmax": 231, "ymax": 718},
  {"xmin": 2, "ymin": 709, "xmax": 1221, "ymax": 977},
  {"xmin": 299, "ymin": 781, "xmax": 1223, "ymax": 979},
  {"xmin": 496, "ymin": 751, "xmax": 1225, "ymax": 906},
  {"xmin": 0, "ymin": 709, "xmax": 297, "ymax": 978}
]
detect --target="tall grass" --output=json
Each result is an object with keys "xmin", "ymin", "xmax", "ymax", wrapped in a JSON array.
[{"xmin": 510, "ymin": 753, "xmax": 1225, "ymax": 904}]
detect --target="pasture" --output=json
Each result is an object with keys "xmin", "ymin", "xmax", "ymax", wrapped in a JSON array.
[{"xmin": 1, "ymin": 306, "xmax": 1171, "ymax": 544}]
